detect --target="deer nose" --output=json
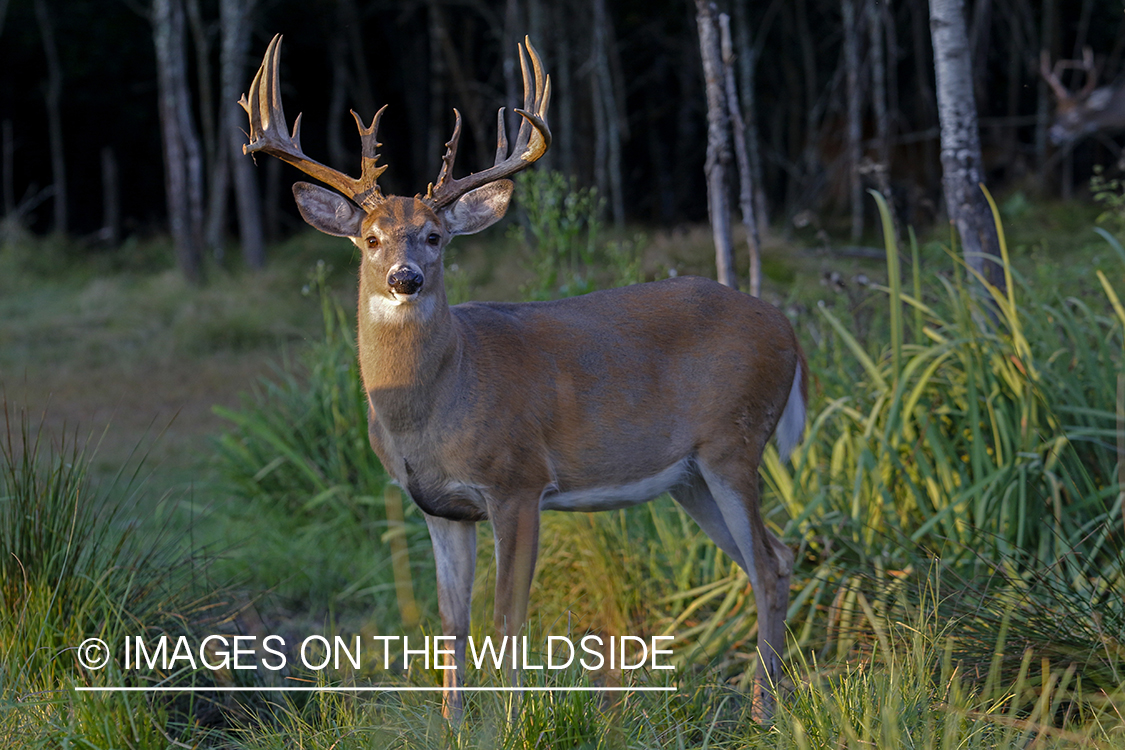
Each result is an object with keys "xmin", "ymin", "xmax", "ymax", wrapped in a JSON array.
[{"xmin": 387, "ymin": 265, "xmax": 424, "ymax": 296}]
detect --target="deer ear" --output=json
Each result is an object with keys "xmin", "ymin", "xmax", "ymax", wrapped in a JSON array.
[
  {"xmin": 440, "ymin": 180, "xmax": 513, "ymax": 237},
  {"xmin": 292, "ymin": 182, "xmax": 366, "ymax": 237}
]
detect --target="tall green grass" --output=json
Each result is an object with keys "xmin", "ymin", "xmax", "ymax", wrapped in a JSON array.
[
  {"xmin": 760, "ymin": 193, "xmax": 1123, "ymax": 645},
  {"xmin": 213, "ymin": 262, "xmax": 389, "ymax": 518},
  {"xmin": 0, "ymin": 404, "xmax": 228, "ymax": 747}
]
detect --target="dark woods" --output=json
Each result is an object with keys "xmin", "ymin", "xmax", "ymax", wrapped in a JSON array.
[{"xmin": 1, "ymin": 0, "xmax": 1123, "ymax": 273}]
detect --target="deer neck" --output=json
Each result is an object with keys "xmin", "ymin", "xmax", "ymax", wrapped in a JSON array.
[{"xmin": 357, "ymin": 275, "xmax": 461, "ymax": 430}]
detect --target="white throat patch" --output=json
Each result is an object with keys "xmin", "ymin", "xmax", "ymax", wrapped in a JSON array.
[{"xmin": 368, "ymin": 292, "xmax": 436, "ymax": 324}]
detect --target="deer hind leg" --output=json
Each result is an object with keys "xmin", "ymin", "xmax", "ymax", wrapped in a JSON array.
[
  {"xmin": 424, "ymin": 514, "xmax": 478, "ymax": 722},
  {"xmin": 670, "ymin": 473, "xmax": 747, "ymax": 570},
  {"xmin": 696, "ymin": 451, "xmax": 793, "ymax": 725},
  {"xmin": 488, "ymin": 495, "xmax": 541, "ymax": 686}
]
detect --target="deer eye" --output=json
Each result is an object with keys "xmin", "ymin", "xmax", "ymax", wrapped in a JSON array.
[
  {"xmin": 426, "ymin": 232, "xmax": 441, "ymax": 246},
  {"xmin": 366, "ymin": 236, "xmax": 380, "ymax": 248}
]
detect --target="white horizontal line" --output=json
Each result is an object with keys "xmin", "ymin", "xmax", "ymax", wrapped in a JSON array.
[{"xmin": 75, "ymin": 686, "xmax": 675, "ymax": 693}]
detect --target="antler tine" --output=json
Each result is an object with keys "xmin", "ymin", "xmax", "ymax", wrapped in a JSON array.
[
  {"xmin": 1040, "ymin": 50, "xmax": 1072, "ymax": 103},
  {"xmin": 240, "ymin": 34, "xmax": 386, "ymax": 210},
  {"xmin": 507, "ymin": 39, "xmax": 551, "ymax": 156},
  {"xmin": 1079, "ymin": 46, "xmax": 1100, "ymax": 98},
  {"xmin": 426, "ymin": 109, "xmax": 463, "ymax": 201},
  {"xmin": 494, "ymin": 107, "xmax": 509, "ymax": 164},
  {"xmin": 351, "ymin": 105, "xmax": 390, "ymax": 206},
  {"xmin": 525, "ymin": 36, "xmax": 550, "ymax": 121},
  {"xmin": 423, "ymin": 38, "xmax": 552, "ymax": 209}
]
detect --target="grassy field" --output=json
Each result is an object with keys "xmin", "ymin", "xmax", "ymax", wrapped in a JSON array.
[{"xmin": 1, "ymin": 179, "xmax": 1123, "ymax": 748}]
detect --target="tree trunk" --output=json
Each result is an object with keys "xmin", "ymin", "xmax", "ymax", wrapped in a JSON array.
[
  {"xmin": 34, "ymin": 0, "xmax": 66, "ymax": 234},
  {"xmin": 794, "ymin": 0, "xmax": 821, "ymax": 213},
  {"xmin": 1035, "ymin": 0, "xmax": 1056, "ymax": 180},
  {"xmin": 912, "ymin": 0, "xmax": 939, "ymax": 195},
  {"xmin": 674, "ymin": 36, "xmax": 700, "ymax": 221},
  {"xmin": 100, "ymin": 147, "xmax": 120, "ymax": 246},
  {"xmin": 264, "ymin": 157, "xmax": 281, "ymax": 243},
  {"xmin": 327, "ymin": 26, "xmax": 350, "ymax": 172},
  {"xmin": 433, "ymin": 9, "xmax": 492, "ymax": 169},
  {"xmin": 204, "ymin": 146, "xmax": 229, "ymax": 259},
  {"xmin": 187, "ymin": 0, "xmax": 230, "ymax": 258},
  {"xmin": 695, "ymin": 0, "xmax": 736, "ymax": 289},
  {"xmin": 593, "ymin": 0, "xmax": 625, "ymax": 229},
  {"xmin": 2, "ymin": 120, "xmax": 12, "ymax": 217},
  {"xmin": 842, "ymin": 0, "xmax": 864, "ymax": 242},
  {"xmin": 644, "ymin": 57, "xmax": 675, "ymax": 221},
  {"xmin": 867, "ymin": 0, "xmax": 896, "ymax": 234},
  {"xmin": 968, "ymin": 0, "xmax": 991, "ymax": 100},
  {"xmin": 221, "ymin": 0, "xmax": 264, "ymax": 269},
  {"xmin": 527, "ymin": 0, "xmax": 551, "ymax": 172},
  {"xmin": 928, "ymin": 0, "xmax": 1003, "ymax": 291},
  {"xmin": 153, "ymin": 0, "xmax": 205, "ymax": 283},
  {"xmin": 592, "ymin": 56, "xmax": 609, "ymax": 213},
  {"xmin": 186, "ymin": 0, "xmax": 215, "ymax": 175},
  {"xmin": 502, "ymin": 0, "xmax": 522, "ymax": 146},
  {"xmin": 733, "ymin": 0, "xmax": 769, "ymax": 235},
  {"xmin": 427, "ymin": 3, "xmax": 449, "ymax": 183},
  {"xmin": 554, "ymin": 3, "xmax": 575, "ymax": 178},
  {"xmin": 720, "ymin": 13, "xmax": 761, "ymax": 296},
  {"xmin": 339, "ymin": 0, "xmax": 376, "ymax": 122},
  {"xmin": 884, "ymin": 2, "xmax": 899, "ymax": 136}
]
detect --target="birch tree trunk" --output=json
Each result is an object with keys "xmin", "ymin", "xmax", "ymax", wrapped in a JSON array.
[
  {"xmin": 220, "ymin": 0, "xmax": 264, "ymax": 269},
  {"xmin": 153, "ymin": 0, "xmax": 205, "ymax": 283},
  {"xmin": 34, "ymin": 0, "xmax": 66, "ymax": 234},
  {"xmin": 720, "ymin": 13, "xmax": 761, "ymax": 297},
  {"xmin": 929, "ymin": 0, "xmax": 1003, "ymax": 291},
  {"xmin": 695, "ymin": 0, "xmax": 736, "ymax": 289}
]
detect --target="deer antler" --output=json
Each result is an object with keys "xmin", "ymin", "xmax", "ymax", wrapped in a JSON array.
[
  {"xmin": 423, "ymin": 37, "xmax": 552, "ymax": 209},
  {"xmin": 1077, "ymin": 46, "xmax": 1100, "ymax": 99},
  {"xmin": 240, "ymin": 34, "xmax": 388, "ymax": 210},
  {"xmin": 1040, "ymin": 47, "xmax": 1101, "ymax": 108},
  {"xmin": 1040, "ymin": 50, "xmax": 1072, "ymax": 104}
]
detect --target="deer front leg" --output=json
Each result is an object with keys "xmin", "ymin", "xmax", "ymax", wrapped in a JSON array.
[
  {"xmin": 489, "ymin": 495, "xmax": 541, "ymax": 687},
  {"xmin": 424, "ymin": 513, "xmax": 477, "ymax": 722}
]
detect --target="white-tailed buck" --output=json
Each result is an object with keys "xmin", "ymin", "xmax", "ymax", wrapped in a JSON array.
[
  {"xmin": 1041, "ymin": 48, "xmax": 1125, "ymax": 144},
  {"xmin": 241, "ymin": 34, "xmax": 806, "ymax": 723}
]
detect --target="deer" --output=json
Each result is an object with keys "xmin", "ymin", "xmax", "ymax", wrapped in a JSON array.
[
  {"xmin": 240, "ymin": 34, "xmax": 806, "ymax": 724},
  {"xmin": 1040, "ymin": 48, "xmax": 1125, "ymax": 144}
]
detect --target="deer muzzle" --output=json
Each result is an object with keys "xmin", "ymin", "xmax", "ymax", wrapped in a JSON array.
[{"xmin": 388, "ymin": 265, "xmax": 425, "ymax": 298}]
